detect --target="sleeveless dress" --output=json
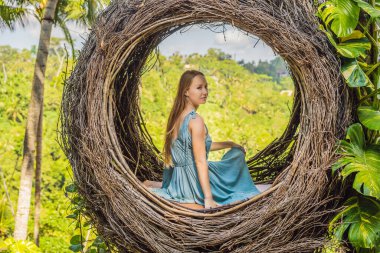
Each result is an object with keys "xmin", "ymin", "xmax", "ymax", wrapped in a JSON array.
[{"xmin": 150, "ymin": 109, "xmax": 260, "ymax": 206}]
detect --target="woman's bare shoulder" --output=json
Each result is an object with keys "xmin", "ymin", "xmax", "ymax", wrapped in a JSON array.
[{"xmin": 188, "ymin": 113, "xmax": 205, "ymax": 133}]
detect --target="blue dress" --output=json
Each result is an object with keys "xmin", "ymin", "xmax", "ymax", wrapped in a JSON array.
[{"xmin": 150, "ymin": 109, "xmax": 260, "ymax": 206}]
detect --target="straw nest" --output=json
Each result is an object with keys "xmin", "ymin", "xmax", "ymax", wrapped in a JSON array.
[{"xmin": 60, "ymin": 0, "xmax": 354, "ymax": 252}]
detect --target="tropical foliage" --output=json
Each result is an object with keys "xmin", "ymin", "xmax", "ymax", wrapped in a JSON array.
[
  {"xmin": 0, "ymin": 45, "xmax": 293, "ymax": 251},
  {"xmin": 0, "ymin": 0, "xmax": 109, "ymax": 55},
  {"xmin": 0, "ymin": 0, "xmax": 28, "ymax": 31},
  {"xmin": 318, "ymin": 0, "xmax": 380, "ymax": 251},
  {"xmin": 1, "ymin": 0, "xmax": 111, "ymax": 246},
  {"xmin": 0, "ymin": 45, "xmax": 77, "ymax": 251},
  {"xmin": 0, "ymin": 237, "xmax": 40, "ymax": 253}
]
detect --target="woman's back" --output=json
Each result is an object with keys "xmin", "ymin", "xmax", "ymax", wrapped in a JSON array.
[{"xmin": 171, "ymin": 109, "xmax": 212, "ymax": 165}]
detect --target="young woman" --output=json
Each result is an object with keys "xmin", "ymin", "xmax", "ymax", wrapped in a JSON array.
[{"xmin": 144, "ymin": 70, "xmax": 260, "ymax": 209}]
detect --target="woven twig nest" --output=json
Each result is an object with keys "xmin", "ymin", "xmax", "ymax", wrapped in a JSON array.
[{"xmin": 60, "ymin": 0, "xmax": 354, "ymax": 252}]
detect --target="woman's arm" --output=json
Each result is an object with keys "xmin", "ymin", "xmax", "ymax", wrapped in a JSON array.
[
  {"xmin": 189, "ymin": 115, "xmax": 220, "ymax": 209},
  {"xmin": 209, "ymin": 141, "xmax": 233, "ymax": 151},
  {"xmin": 210, "ymin": 141, "xmax": 247, "ymax": 154}
]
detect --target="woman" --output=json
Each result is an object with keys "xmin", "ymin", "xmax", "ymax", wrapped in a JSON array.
[{"xmin": 144, "ymin": 70, "xmax": 260, "ymax": 209}]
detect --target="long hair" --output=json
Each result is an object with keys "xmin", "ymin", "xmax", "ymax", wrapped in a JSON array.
[{"xmin": 163, "ymin": 70, "xmax": 205, "ymax": 166}]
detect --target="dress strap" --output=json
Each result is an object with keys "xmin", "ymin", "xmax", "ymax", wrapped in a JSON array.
[
  {"xmin": 181, "ymin": 109, "xmax": 196, "ymax": 136},
  {"xmin": 184, "ymin": 109, "xmax": 196, "ymax": 163}
]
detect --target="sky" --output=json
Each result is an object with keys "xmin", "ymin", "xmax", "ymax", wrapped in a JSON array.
[{"xmin": 0, "ymin": 19, "xmax": 277, "ymax": 62}]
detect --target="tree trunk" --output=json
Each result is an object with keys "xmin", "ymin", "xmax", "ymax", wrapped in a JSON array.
[
  {"xmin": 2, "ymin": 63, "xmax": 7, "ymax": 84},
  {"xmin": 13, "ymin": 0, "xmax": 59, "ymax": 240},
  {"xmin": 33, "ymin": 103, "xmax": 43, "ymax": 246},
  {"xmin": 0, "ymin": 166, "xmax": 15, "ymax": 216}
]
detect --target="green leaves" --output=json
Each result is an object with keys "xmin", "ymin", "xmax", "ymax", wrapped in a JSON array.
[
  {"xmin": 318, "ymin": 2, "xmax": 372, "ymax": 88},
  {"xmin": 70, "ymin": 235, "xmax": 82, "ymax": 245},
  {"xmin": 68, "ymin": 235, "xmax": 107, "ymax": 252},
  {"xmin": 321, "ymin": 28, "xmax": 371, "ymax": 58},
  {"xmin": 0, "ymin": 2, "xmax": 28, "ymax": 31},
  {"xmin": 63, "ymin": 0, "xmax": 110, "ymax": 26},
  {"xmin": 344, "ymin": 148, "xmax": 380, "ymax": 199},
  {"xmin": 327, "ymin": 31, "xmax": 373, "ymax": 88},
  {"xmin": 352, "ymin": 0, "xmax": 380, "ymax": 18},
  {"xmin": 358, "ymin": 106, "xmax": 380, "ymax": 130},
  {"xmin": 318, "ymin": 0, "xmax": 360, "ymax": 37},
  {"xmin": 87, "ymin": 236, "xmax": 107, "ymax": 253},
  {"xmin": 336, "ymin": 38, "xmax": 371, "ymax": 58},
  {"xmin": 329, "ymin": 196, "xmax": 380, "ymax": 249},
  {"xmin": 69, "ymin": 235, "xmax": 84, "ymax": 252},
  {"xmin": 333, "ymin": 123, "xmax": 380, "ymax": 200},
  {"xmin": 341, "ymin": 59, "xmax": 372, "ymax": 87},
  {"xmin": 65, "ymin": 183, "xmax": 78, "ymax": 193},
  {"xmin": 66, "ymin": 211, "xmax": 79, "ymax": 219},
  {"xmin": 318, "ymin": 0, "xmax": 380, "ymax": 251},
  {"xmin": 69, "ymin": 244, "xmax": 84, "ymax": 252},
  {"xmin": 0, "ymin": 237, "xmax": 41, "ymax": 253}
]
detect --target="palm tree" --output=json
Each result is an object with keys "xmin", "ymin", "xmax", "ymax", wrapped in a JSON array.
[
  {"xmin": 1, "ymin": 0, "xmax": 109, "ymax": 243},
  {"xmin": 14, "ymin": 0, "xmax": 60, "ymax": 242}
]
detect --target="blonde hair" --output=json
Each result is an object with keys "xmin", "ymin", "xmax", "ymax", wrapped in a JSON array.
[{"xmin": 163, "ymin": 70, "xmax": 205, "ymax": 166}]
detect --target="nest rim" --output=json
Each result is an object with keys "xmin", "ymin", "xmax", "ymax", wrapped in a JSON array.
[{"xmin": 60, "ymin": 0, "xmax": 353, "ymax": 252}]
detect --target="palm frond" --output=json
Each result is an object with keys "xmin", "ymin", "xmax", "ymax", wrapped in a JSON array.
[
  {"xmin": 56, "ymin": 15, "xmax": 75, "ymax": 60},
  {"xmin": 0, "ymin": 1, "xmax": 29, "ymax": 31}
]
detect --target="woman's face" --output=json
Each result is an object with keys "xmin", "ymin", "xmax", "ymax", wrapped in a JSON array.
[{"xmin": 185, "ymin": 75, "xmax": 208, "ymax": 106}]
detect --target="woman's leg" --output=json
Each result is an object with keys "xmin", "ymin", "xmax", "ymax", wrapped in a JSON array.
[
  {"xmin": 142, "ymin": 181, "xmax": 204, "ymax": 209},
  {"xmin": 142, "ymin": 182, "xmax": 204, "ymax": 209},
  {"xmin": 178, "ymin": 203, "xmax": 204, "ymax": 209},
  {"xmin": 143, "ymin": 180, "xmax": 163, "ymax": 188}
]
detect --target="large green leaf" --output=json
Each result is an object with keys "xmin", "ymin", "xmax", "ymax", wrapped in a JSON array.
[
  {"xmin": 318, "ymin": 0, "xmax": 360, "ymax": 37},
  {"xmin": 352, "ymin": 0, "xmax": 380, "ymax": 18},
  {"xmin": 70, "ymin": 235, "xmax": 82, "ymax": 245},
  {"xmin": 336, "ymin": 38, "xmax": 371, "ymax": 58},
  {"xmin": 332, "ymin": 123, "xmax": 365, "ymax": 174},
  {"xmin": 346, "ymin": 123, "xmax": 366, "ymax": 149},
  {"xmin": 322, "ymin": 29, "xmax": 371, "ymax": 58},
  {"xmin": 333, "ymin": 123, "xmax": 380, "ymax": 200},
  {"xmin": 329, "ymin": 196, "xmax": 380, "ymax": 249},
  {"xmin": 341, "ymin": 148, "xmax": 380, "ymax": 199},
  {"xmin": 341, "ymin": 59, "xmax": 372, "ymax": 87},
  {"xmin": 358, "ymin": 105, "xmax": 380, "ymax": 130},
  {"xmin": 340, "ymin": 30, "xmax": 366, "ymax": 42}
]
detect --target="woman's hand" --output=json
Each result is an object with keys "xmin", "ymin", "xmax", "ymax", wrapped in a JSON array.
[
  {"xmin": 230, "ymin": 142, "xmax": 246, "ymax": 155},
  {"xmin": 204, "ymin": 197, "xmax": 221, "ymax": 209}
]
